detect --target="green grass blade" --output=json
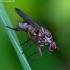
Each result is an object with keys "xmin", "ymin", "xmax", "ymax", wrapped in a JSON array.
[{"xmin": 0, "ymin": 2, "xmax": 31, "ymax": 70}]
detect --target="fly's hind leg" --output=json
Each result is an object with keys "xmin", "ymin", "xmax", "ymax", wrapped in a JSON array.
[
  {"xmin": 6, "ymin": 26, "xmax": 20, "ymax": 31},
  {"xmin": 20, "ymin": 28, "xmax": 32, "ymax": 46},
  {"xmin": 26, "ymin": 29, "xmax": 32, "ymax": 38}
]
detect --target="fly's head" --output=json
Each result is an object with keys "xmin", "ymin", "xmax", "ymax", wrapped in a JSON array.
[{"xmin": 41, "ymin": 27, "xmax": 59, "ymax": 53}]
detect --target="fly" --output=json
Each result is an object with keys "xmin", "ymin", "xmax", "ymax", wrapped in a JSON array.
[{"xmin": 6, "ymin": 8, "xmax": 59, "ymax": 65}]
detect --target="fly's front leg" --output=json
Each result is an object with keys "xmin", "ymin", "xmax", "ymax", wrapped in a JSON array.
[
  {"xmin": 27, "ymin": 52, "xmax": 38, "ymax": 60},
  {"xmin": 38, "ymin": 44, "xmax": 43, "ymax": 56},
  {"xmin": 30, "ymin": 44, "xmax": 43, "ymax": 65},
  {"xmin": 6, "ymin": 26, "xmax": 20, "ymax": 31}
]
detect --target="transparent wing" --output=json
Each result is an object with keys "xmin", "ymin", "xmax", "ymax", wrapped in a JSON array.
[{"xmin": 15, "ymin": 8, "xmax": 40, "ymax": 30}]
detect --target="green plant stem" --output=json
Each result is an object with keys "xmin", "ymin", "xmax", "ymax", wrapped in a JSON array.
[{"xmin": 0, "ymin": 2, "xmax": 31, "ymax": 70}]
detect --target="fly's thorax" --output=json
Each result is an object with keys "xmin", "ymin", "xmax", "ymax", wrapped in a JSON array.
[
  {"xmin": 44, "ymin": 35, "xmax": 53, "ymax": 44},
  {"xmin": 38, "ymin": 26, "xmax": 51, "ymax": 38},
  {"xmin": 18, "ymin": 22, "xmax": 28, "ymax": 30},
  {"xmin": 40, "ymin": 26, "xmax": 53, "ymax": 44},
  {"xmin": 41, "ymin": 27, "xmax": 51, "ymax": 38},
  {"xmin": 27, "ymin": 25, "xmax": 39, "ymax": 36}
]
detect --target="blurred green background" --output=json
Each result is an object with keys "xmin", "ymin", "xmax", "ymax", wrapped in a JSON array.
[{"xmin": 0, "ymin": 0, "xmax": 70, "ymax": 70}]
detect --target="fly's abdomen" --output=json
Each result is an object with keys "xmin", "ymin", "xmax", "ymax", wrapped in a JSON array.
[
  {"xmin": 18, "ymin": 22, "xmax": 28, "ymax": 30},
  {"xmin": 18, "ymin": 22, "xmax": 39, "ymax": 35}
]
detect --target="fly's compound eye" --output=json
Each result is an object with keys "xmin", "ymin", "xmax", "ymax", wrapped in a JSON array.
[{"xmin": 49, "ymin": 42, "xmax": 56, "ymax": 51}]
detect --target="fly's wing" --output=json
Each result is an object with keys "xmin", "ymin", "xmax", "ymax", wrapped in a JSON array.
[{"xmin": 15, "ymin": 8, "xmax": 40, "ymax": 30}]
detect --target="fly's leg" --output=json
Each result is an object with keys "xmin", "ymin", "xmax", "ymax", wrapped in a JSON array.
[
  {"xmin": 29, "ymin": 45, "xmax": 43, "ymax": 65},
  {"xmin": 20, "ymin": 30, "xmax": 37, "ymax": 46},
  {"xmin": 30, "ymin": 55, "xmax": 41, "ymax": 65},
  {"xmin": 26, "ymin": 29, "xmax": 32, "ymax": 38},
  {"xmin": 20, "ymin": 38, "xmax": 31, "ymax": 46},
  {"xmin": 27, "ymin": 52, "xmax": 38, "ymax": 60},
  {"xmin": 22, "ymin": 36, "xmax": 38, "ymax": 54},
  {"xmin": 22, "ymin": 41, "xmax": 34, "ymax": 54},
  {"xmin": 20, "ymin": 29, "xmax": 32, "ymax": 46},
  {"xmin": 27, "ymin": 47, "xmax": 44, "ymax": 60},
  {"xmin": 6, "ymin": 26, "xmax": 20, "ymax": 31}
]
